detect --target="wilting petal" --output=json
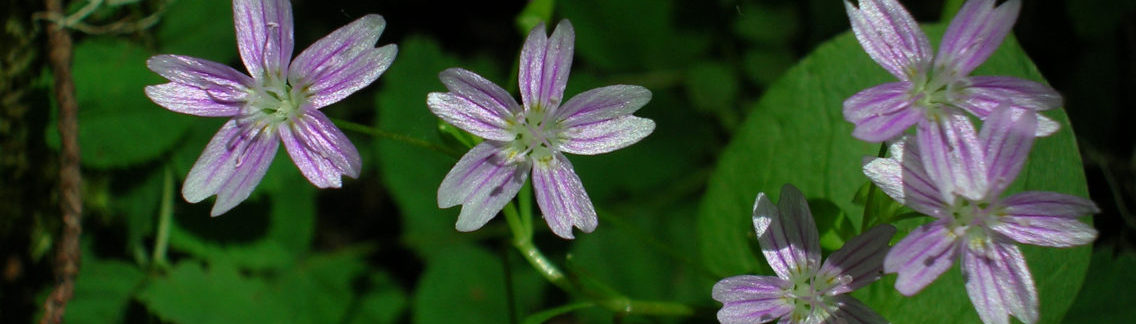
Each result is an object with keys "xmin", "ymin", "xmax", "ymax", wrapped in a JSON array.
[
  {"xmin": 519, "ymin": 20, "xmax": 574, "ymax": 111},
  {"xmin": 233, "ymin": 0, "xmax": 293, "ymax": 79},
  {"xmin": 935, "ymin": 0, "xmax": 1021, "ymax": 76},
  {"xmin": 832, "ymin": 295, "xmax": 889, "ymax": 324},
  {"xmin": 843, "ymin": 82, "xmax": 922, "ymax": 142},
  {"xmin": 961, "ymin": 243, "xmax": 1038, "ymax": 324},
  {"xmin": 532, "ymin": 153, "xmax": 597, "ymax": 239},
  {"xmin": 212, "ymin": 127, "xmax": 280, "ymax": 216},
  {"xmin": 712, "ymin": 275, "xmax": 794, "ymax": 324},
  {"xmin": 554, "ymin": 85, "xmax": 651, "ymax": 127},
  {"xmin": 427, "ymin": 68, "xmax": 519, "ymax": 141},
  {"xmin": 753, "ymin": 184, "xmax": 821, "ymax": 279},
  {"xmin": 844, "ymin": 0, "xmax": 933, "ymax": 81},
  {"xmin": 819, "ymin": 224, "xmax": 897, "ymax": 294},
  {"xmin": 917, "ymin": 116, "xmax": 987, "ymax": 203},
  {"xmin": 863, "ymin": 138, "xmax": 950, "ymax": 218},
  {"xmin": 280, "ymin": 110, "xmax": 361, "ymax": 188},
  {"xmin": 992, "ymin": 191, "xmax": 1099, "ymax": 247},
  {"xmin": 557, "ymin": 116, "xmax": 655, "ymax": 155},
  {"xmin": 145, "ymin": 83, "xmax": 243, "ymax": 117},
  {"xmin": 438, "ymin": 142, "xmax": 529, "ymax": 232},
  {"xmin": 884, "ymin": 222, "xmax": 959, "ymax": 295},
  {"xmin": 289, "ymin": 14, "xmax": 396, "ymax": 109},
  {"xmin": 979, "ymin": 105, "xmax": 1036, "ymax": 197}
]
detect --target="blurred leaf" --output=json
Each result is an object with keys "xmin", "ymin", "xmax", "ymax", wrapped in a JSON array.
[
  {"xmin": 516, "ymin": 0, "xmax": 555, "ymax": 35},
  {"xmin": 46, "ymin": 38, "xmax": 193, "ymax": 168},
  {"xmin": 558, "ymin": 0, "xmax": 708, "ymax": 70},
  {"xmin": 742, "ymin": 47, "xmax": 795, "ymax": 87},
  {"xmin": 412, "ymin": 245, "xmax": 509, "ymax": 324},
  {"xmin": 66, "ymin": 259, "xmax": 144, "ymax": 324},
  {"xmin": 347, "ymin": 273, "xmax": 409, "ymax": 324},
  {"xmin": 156, "ymin": 0, "xmax": 238, "ymax": 64},
  {"xmin": 809, "ymin": 198, "xmax": 854, "ymax": 251},
  {"xmin": 271, "ymin": 248, "xmax": 369, "ymax": 323},
  {"xmin": 733, "ymin": 2, "xmax": 798, "ymax": 45},
  {"xmin": 1062, "ymin": 245, "xmax": 1136, "ymax": 323},
  {"xmin": 685, "ymin": 61, "xmax": 739, "ymax": 123},
  {"xmin": 167, "ymin": 157, "xmax": 315, "ymax": 270},
  {"xmin": 696, "ymin": 24, "xmax": 1092, "ymax": 323},
  {"xmin": 138, "ymin": 261, "xmax": 287, "ymax": 323}
]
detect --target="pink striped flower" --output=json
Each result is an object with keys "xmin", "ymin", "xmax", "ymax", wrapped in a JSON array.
[
  {"xmin": 145, "ymin": 0, "xmax": 396, "ymax": 215},
  {"xmin": 714, "ymin": 184, "xmax": 895, "ymax": 324},
  {"xmin": 863, "ymin": 105, "xmax": 1098, "ymax": 324},
  {"xmin": 428, "ymin": 20, "xmax": 655, "ymax": 239},
  {"xmin": 843, "ymin": 0, "xmax": 1061, "ymax": 143}
]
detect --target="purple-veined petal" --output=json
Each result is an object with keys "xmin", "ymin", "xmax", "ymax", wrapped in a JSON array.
[
  {"xmin": 146, "ymin": 55, "xmax": 253, "ymax": 99},
  {"xmin": 519, "ymin": 20, "xmax": 574, "ymax": 111},
  {"xmin": 844, "ymin": 0, "xmax": 933, "ymax": 81},
  {"xmin": 961, "ymin": 242, "xmax": 1038, "ymax": 324},
  {"xmin": 831, "ymin": 295, "xmax": 889, "ymax": 324},
  {"xmin": 289, "ymin": 14, "xmax": 396, "ymax": 109},
  {"xmin": 753, "ymin": 184, "xmax": 821, "ymax": 279},
  {"xmin": 532, "ymin": 153, "xmax": 597, "ymax": 239},
  {"xmin": 819, "ymin": 224, "xmax": 897, "ymax": 294},
  {"xmin": 992, "ymin": 191, "xmax": 1099, "ymax": 247},
  {"xmin": 211, "ymin": 126, "xmax": 280, "ymax": 216},
  {"xmin": 843, "ymin": 82, "xmax": 922, "ymax": 142},
  {"xmin": 438, "ymin": 142, "xmax": 529, "ymax": 232},
  {"xmin": 916, "ymin": 115, "xmax": 987, "ymax": 203},
  {"xmin": 183, "ymin": 120, "xmax": 244, "ymax": 204},
  {"xmin": 554, "ymin": 85, "xmax": 651, "ymax": 127},
  {"xmin": 935, "ymin": 0, "xmax": 1021, "ymax": 76},
  {"xmin": 862, "ymin": 138, "xmax": 950, "ymax": 218},
  {"xmin": 279, "ymin": 110, "xmax": 361, "ymax": 188},
  {"xmin": 233, "ymin": 0, "xmax": 293, "ymax": 79},
  {"xmin": 957, "ymin": 76, "xmax": 1062, "ymax": 114},
  {"xmin": 145, "ymin": 83, "xmax": 244, "ymax": 117},
  {"xmin": 883, "ymin": 222, "xmax": 959, "ymax": 295},
  {"xmin": 712, "ymin": 275, "xmax": 794, "ymax": 324},
  {"xmin": 426, "ymin": 68, "xmax": 520, "ymax": 141},
  {"xmin": 557, "ymin": 116, "xmax": 655, "ymax": 155},
  {"xmin": 979, "ymin": 105, "xmax": 1036, "ymax": 197}
]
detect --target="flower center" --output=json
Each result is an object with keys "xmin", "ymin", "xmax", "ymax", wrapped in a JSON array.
[
  {"xmin": 910, "ymin": 67, "xmax": 967, "ymax": 120},
  {"xmin": 506, "ymin": 105, "xmax": 560, "ymax": 164},
  {"xmin": 783, "ymin": 271, "xmax": 843, "ymax": 323},
  {"xmin": 948, "ymin": 199, "xmax": 997, "ymax": 253},
  {"xmin": 239, "ymin": 73, "xmax": 306, "ymax": 136}
]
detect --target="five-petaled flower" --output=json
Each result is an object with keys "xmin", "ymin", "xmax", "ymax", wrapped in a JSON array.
[
  {"xmin": 428, "ymin": 20, "xmax": 655, "ymax": 239},
  {"xmin": 145, "ymin": 0, "xmax": 396, "ymax": 215},
  {"xmin": 862, "ymin": 105, "xmax": 1098, "ymax": 324},
  {"xmin": 843, "ymin": 0, "xmax": 1061, "ymax": 143},
  {"xmin": 713, "ymin": 184, "xmax": 896, "ymax": 324}
]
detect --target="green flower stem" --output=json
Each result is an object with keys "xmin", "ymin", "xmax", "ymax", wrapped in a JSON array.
[
  {"xmin": 151, "ymin": 166, "xmax": 174, "ymax": 270},
  {"xmin": 861, "ymin": 143, "xmax": 890, "ymax": 230},
  {"xmin": 503, "ymin": 192, "xmax": 696, "ymax": 318},
  {"xmin": 329, "ymin": 117, "xmax": 461, "ymax": 159}
]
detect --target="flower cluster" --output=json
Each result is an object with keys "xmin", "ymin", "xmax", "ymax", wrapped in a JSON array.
[{"xmin": 145, "ymin": 0, "xmax": 396, "ymax": 215}]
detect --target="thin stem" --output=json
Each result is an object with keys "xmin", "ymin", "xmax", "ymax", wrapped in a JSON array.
[
  {"xmin": 329, "ymin": 117, "xmax": 461, "ymax": 159},
  {"xmin": 503, "ymin": 201, "xmax": 571, "ymax": 291},
  {"xmin": 42, "ymin": 0, "xmax": 82, "ymax": 321},
  {"xmin": 862, "ymin": 143, "xmax": 890, "ymax": 230},
  {"xmin": 151, "ymin": 167, "xmax": 175, "ymax": 270}
]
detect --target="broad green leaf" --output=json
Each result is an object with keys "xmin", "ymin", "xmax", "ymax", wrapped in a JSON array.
[
  {"xmin": 516, "ymin": 0, "xmax": 555, "ymax": 35},
  {"xmin": 1062, "ymin": 245, "xmax": 1136, "ymax": 323},
  {"xmin": 46, "ymin": 38, "xmax": 193, "ymax": 168},
  {"xmin": 685, "ymin": 61, "xmax": 739, "ymax": 123},
  {"xmin": 66, "ymin": 259, "xmax": 145, "ymax": 324},
  {"xmin": 138, "ymin": 261, "xmax": 288, "ymax": 323},
  {"xmin": 347, "ymin": 273, "xmax": 409, "ymax": 324},
  {"xmin": 733, "ymin": 2, "xmax": 798, "ymax": 45},
  {"xmin": 166, "ymin": 157, "xmax": 315, "ymax": 270},
  {"xmin": 271, "ymin": 249, "xmax": 369, "ymax": 323},
  {"xmin": 696, "ymin": 24, "xmax": 1092, "ymax": 323},
  {"xmin": 156, "ymin": 0, "xmax": 238, "ymax": 64},
  {"xmin": 412, "ymin": 245, "xmax": 510, "ymax": 324}
]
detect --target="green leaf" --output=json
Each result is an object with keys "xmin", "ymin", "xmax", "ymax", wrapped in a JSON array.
[
  {"xmin": 271, "ymin": 249, "xmax": 369, "ymax": 323},
  {"xmin": 412, "ymin": 245, "xmax": 510, "ymax": 324},
  {"xmin": 46, "ymin": 38, "xmax": 193, "ymax": 168},
  {"xmin": 347, "ymin": 273, "xmax": 409, "ymax": 324},
  {"xmin": 156, "ymin": 0, "xmax": 238, "ymax": 64},
  {"xmin": 515, "ymin": 0, "xmax": 555, "ymax": 35},
  {"xmin": 733, "ymin": 2, "xmax": 798, "ymax": 45},
  {"xmin": 166, "ymin": 157, "xmax": 315, "ymax": 270},
  {"xmin": 1062, "ymin": 245, "xmax": 1136, "ymax": 323},
  {"xmin": 138, "ymin": 261, "xmax": 288, "ymax": 323},
  {"xmin": 696, "ymin": 24, "xmax": 1092, "ymax": 323},
  {"xmin": 66, "ymin": 259, "xmax": 145, "ymax": 324},
  {"xmin": 685, "ymin": 61, "xmax": 740, "ymax": 124},
  {"xmin": 557, "ymin": 0, "xmax": 708, "ymax": 70}
]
